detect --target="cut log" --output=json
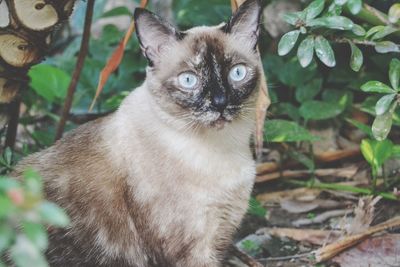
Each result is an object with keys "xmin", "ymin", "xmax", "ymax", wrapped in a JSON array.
[
  {"xmin": 63, "ymin": 0, "xmax": 75, "ymax": 17},
  {"xmin": 12, "ymin": 0, "xmax": 59, "ymax": 31},
  {"xmin": 0, "ymin": 78, "xmax": 18, "ymax": 103},
  {"xmin": 0, "ymin": 33, "xmax": 39, "ymax": 67},
  {"xmin": 0, "ymin": 0, "xmax": 10, "ymax": 28}
]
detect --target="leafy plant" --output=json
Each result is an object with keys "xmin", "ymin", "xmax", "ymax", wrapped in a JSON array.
[
  {"xmin": 361, "ymin": 58, "xmax": 400, "ymax": 140},
  {"xmin": 0, "ymin": 170, "xmax": 69, "ymax": 267}
]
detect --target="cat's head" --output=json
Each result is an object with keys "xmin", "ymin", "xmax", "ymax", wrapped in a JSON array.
[{"xmin": 134, "ymin": 0, "xmax": 262, "ymax": 130}]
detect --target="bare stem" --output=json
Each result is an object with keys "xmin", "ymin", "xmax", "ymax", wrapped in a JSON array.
[
  {"xmin": 327, "ymin": 36, "xmax": 400, "ymax": 52},
  {"xmin": 55, "ymin": 0, "xmax": 95, "ymax": 141}
]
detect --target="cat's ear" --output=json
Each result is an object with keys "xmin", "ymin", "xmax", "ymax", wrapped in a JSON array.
[
  {"xmin": 225, "ymin": 0, "xmax": 262, "ymax": 49},
  {"xmin": 134, "ymin": 8, "xmax": 180, "ymax": 65}
]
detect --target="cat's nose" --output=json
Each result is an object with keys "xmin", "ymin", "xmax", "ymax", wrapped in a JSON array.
[{"xmin": 211, "ymin": 93, "xmax": 227, "ymax": 112}]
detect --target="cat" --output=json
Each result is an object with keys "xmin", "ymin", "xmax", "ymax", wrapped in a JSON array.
[{"xmin": 12, "ymin": 0, "xmax": 263, "ymax": 266}]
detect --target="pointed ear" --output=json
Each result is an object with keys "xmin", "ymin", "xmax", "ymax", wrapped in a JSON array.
[
  {"xmin": 225, "ymin": 0, "xmax": 262, "ymax": 49},
  {"xmin": 134, "ymin": 8, "xmax": 180, "ymax": 66}
]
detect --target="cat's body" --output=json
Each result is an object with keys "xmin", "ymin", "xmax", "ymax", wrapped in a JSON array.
[{"xmin": 13, "ymin": 1, "xmax": 263, "ymax": 266}]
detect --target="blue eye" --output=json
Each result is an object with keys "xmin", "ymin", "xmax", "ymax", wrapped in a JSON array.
[
  {"xmin": 178, "ymin": 72, "xmax": 198, "ymax": 89},
  {"xmin": 229, "ymin": 64, "xmax": 247, "ymax": 82}
]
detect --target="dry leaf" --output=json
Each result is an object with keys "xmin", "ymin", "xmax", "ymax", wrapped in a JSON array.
[
  {"xmin": 231, "ymin": 0, "xmax": 270, "ymax": 160},
  {"xmin": 315, "ymin": 216, "xmax": 400, "ymax": 262},
  {"xmin": 346, "ymin": 196, "xmax": 381, "ymax": 235},
  {"xmin": 256, "ymin": 187, "xmax": 321, "ymax": 204},
  {"xmin": 332, "ymin": 234, "xmax": 400, "ymax": 267},
  {"xmin": 281, "ymin": 198, "xmax": 343, "ymax": 214},
  {"xmin": 257, "ymin": 227, "xmax": 341, "ymax": 246},
  {"xmin": 293, "ymin": 209, "xmax": 352, "ymax": 227},
  {"xmin": 89, "ymin": 0, "xmax": 148, "ymax": 111}
]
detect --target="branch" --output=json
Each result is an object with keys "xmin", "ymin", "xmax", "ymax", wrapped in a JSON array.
[
  {"xmin": 55, "ymin": 0, "xmax": 95, "ymax": 141},
  {"xmin": 5, "ymin": 97, "xmax": 21, "ymax": 149},
  {"xmin": 327, "ymin": 36, "xmax": 400, "ymax": 52}
]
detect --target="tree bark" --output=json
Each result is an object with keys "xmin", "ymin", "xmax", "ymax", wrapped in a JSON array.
[{"xmin": 0, "ymin": 0, "xmax": 77, "ymax": 147}]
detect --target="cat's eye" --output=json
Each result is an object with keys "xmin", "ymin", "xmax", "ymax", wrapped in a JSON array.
[
  {"xmin": 229, "ymin": 64, "xmax": 247, "ymax": 82},
  {"xmin": 178, "ymin": 72, "xmax": 198, "ymax": 89}
]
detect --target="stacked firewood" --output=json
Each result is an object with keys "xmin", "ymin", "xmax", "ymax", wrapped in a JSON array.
[{"xmin": 0, "ymin": 0, "xmax": 76, "ymax": 104}]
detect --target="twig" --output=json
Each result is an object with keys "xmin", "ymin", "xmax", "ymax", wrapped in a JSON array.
[
  {"xmin": 328, "ymin": 36, "xmax": 400, "ymax": 52},
  {"xmin": 231, "ymin": 246, "xmax": 264, "ymax": 267},
  {"xmin": 257, "ymin": 227, "xmax": 342, "ymax": 246},
  {"xmin": 293, "ymin": 209, "xmax": 353, "ymax": 227},
  {"xmin": 257, "ymin": 252, "xmax": 311, "ymax": 262},
  {"xmin": 5, "ymin": 97, "xmax": 21, "ymax": 150},
  {"xmin": 315, "ymin": 216, "xmax": 400, "ymax": 262},
  {"xmin": 55, "ymin": 0, "xmax": 95, "ymax": 141},
  {"xmin": 256, "ymin": 166, "xmax": 358, "ymax": 183}
]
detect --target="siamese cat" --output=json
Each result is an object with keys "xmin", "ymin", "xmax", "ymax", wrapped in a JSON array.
[{"xmin": 13, "ymin": 0, "xmax": 263, "ymax": 266}]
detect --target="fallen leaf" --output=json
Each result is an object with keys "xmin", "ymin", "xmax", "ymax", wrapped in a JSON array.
[
  {"xmin": 281, "ymin": 198, "xmax": 343, "ymax": 214},
  {"xmin": 232, "ymin": 0, "xmax": 271, "ymax": 160},
  {"xmin": 346, "ymin": 196, "xmax": 381, "ymax": 235},
  {"xmin": 257, "ymin": 227, "xmax": 341, "ymax": 246},
  {"xmin": 89, "ymin": 0, "xmax": 148, "ymax": 111},
  {"xmin": 315, "ymin": 216, "xmax": 400, "ymax": 262},
  {"xmin": 293, "ymin": 209, "xmax": 352, "ymax": 227},
  {"xmin": 332, "ymin": 234, "xmax": 400, "ymax": 267}
]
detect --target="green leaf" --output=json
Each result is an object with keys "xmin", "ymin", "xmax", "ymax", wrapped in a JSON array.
[
  {"xmin": 375, "ymin": 94, "xmax": 396, "ymax": 116},
  {"xmin": 277, "ymin": 58, "xmax": 318, "ymax": 87},
  {"xmin": 38, "ymin": 202, "xmax": 70, "ymax": 227},
  {"xmin": 275, "ymin": 103, "xmax": 301, "ymax": 121},
  {"xmin": 361, "ymin": 139, "xmax": 393, "ymax": 168},
  {"xmin": 361, "ymin": 139, "xmax": 374, "ymax": 166},
  {"xmin": 101, "ymin": 6, "xmax": 131, "ymax": 18},
  {"xmin": 352, "ymin": 24, "xmax": 366, "ymax": 36},
  {"xmin": 366, "ymin": 26, "xmax": 385, "ymax": 39},
  {"xmin": 361, "ymin": 81, "xmax": 395, "ymax": 94},
  {"xmin": 10, "ymin": 235, "xmax": 48, "ymax": 267},
  {"xmin": 28, "ymin": 64, "xmax": 71, "ymax": 104},
  {"xmin": 264, "ymin": 119, "xmax": 315, "ymax": 142},
  {"xmin": 372, "ymin": 110, "xmax": 393, "ymax": 141},
  {"xmin": 371, "ymin": 26, "xmax": 399, "ymax": 40},
  {"xmin": 278, "ymin": 30, "xmax": 300, "ymax": 56},
  {"xmin": 288, "ymin": 150, "xmax": 315, "ymax": 171},
  {"xmin": 305, "ymin": 0, "xmax": 325, "ymax": 20},
  {"xmin": 334, "ymin": 0, "xmax": 348, "ymax": 5},
  {"xmin": 374, "ymin": 140, "xmax": 393, "ymax": 166},
  {"xmin": 322, "ymin": 89, "xmax": 353, "ymax": 108},
  {"xmin": 0, "ymin": 224, "xmax": 14, "ymax": 252},
  {"xmin": 297, "ymin": 36, "xmax": 315, "ymax": 68},
  {"xmin": 0, "ymin": 178, "xmax": 19, "ymax": 192},
  {"xmin": 314, "ymin": 36, "xmax": 336, "ymax": 67},
  {"xmin": 349, "ymin": 42, "xmax": 363, "ymax": 72},
  {"xmin": 388, "ymin": 3, "xmax": 400, "ymax": 23},
  {"xmin": 307, "ymin": 16, "xmax": 354, "ymax": 30},
  {"xmin": 248, "ymin": 197, "xmax": 267, "ymax": 217},
  {"xmin": 346, "ymin": 118, "xmax": 373, "ymax": 137},
  {"xmin": 347, "ymin": 0, "xmax": 362, "ymax": 14},
  {"xmin": 296, "ymin": 78, "xmax": 322, "ymax": 102},
  {"xmin": 283, "ymin": 12, "xmax": 305, "ymax": 26},
  {"xmin": 0, "ymin": 195, "xmax": 13, "ymax": 218},
  {"xmin": 327, "ymin": 3, "xmax": 342, "ymax": 16},
  {"xmin": 375, "ymin": 41, "xmax": 400, "ymax": 54},
  {"xmin": 299, "ymin": 100, "xmax": 344, "ymax": 120},
  {"xmin": 392, "ymin": 145, "xmax": 400, "ymax": 158},
  {"xmin": 389, "ymin": 58, "xmax": 400, "ymax": 90},
  {"xmin": 22, "ymin": 222, "xmax": 48, "ymax": 251},
  {"xmin": 23, "ymin": 169, "xmax": 43, "ymax": 197}
]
